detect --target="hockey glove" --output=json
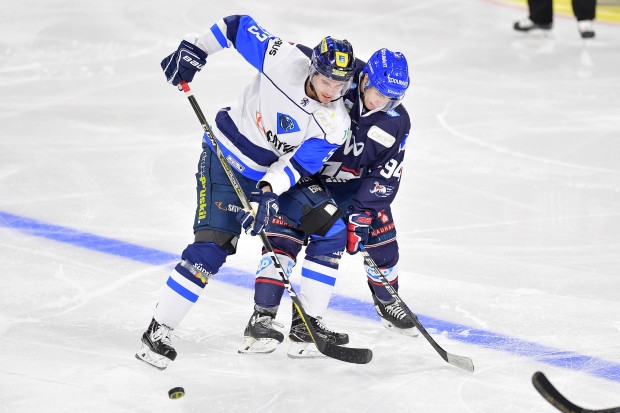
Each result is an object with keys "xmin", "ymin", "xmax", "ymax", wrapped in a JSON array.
[
  {"xmin": 346, "ymin": 211, "xmax": 373, "ymax": 254},
  {"xmin": 160, "ymin": 40, "xmax": 207, "ymax": 86},
  {"xmin": 236, "ymin": 190, "xmax": 279, "ymax": 236}
]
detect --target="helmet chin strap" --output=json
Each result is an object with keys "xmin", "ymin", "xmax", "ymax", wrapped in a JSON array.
[{"xmin": 307, "ymin": 76, "xmax": 319, "ymax": 101}]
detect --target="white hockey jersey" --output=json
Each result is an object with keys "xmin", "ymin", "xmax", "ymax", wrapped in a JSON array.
[{"xmin": 187, "ymin": 15, "xmax": 351, "ymax": 195}]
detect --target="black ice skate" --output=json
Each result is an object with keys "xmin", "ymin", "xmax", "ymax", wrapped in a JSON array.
[
  {"xmin": 135, "ymin": 318, "xmax": 177, "ymax": 370},
  {"xmin": 371, "ymin": 292, "xmax": 419, "ymax": 337},
  {"xmin": 513, "ymin": 18, "xmax": 552, "ymax": 33},
  {"xmin": 288, "ymin": 306, "xmax": 349, "ymax": 358},
  {"xmin": 238, "ymin": 309, "xmax": 284, "ymax": 354}
]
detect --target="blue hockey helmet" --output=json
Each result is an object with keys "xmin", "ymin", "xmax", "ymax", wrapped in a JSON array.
[
  {"xmin": 362, "ymin": 48, "xmax": 410, "ymax": 110},
  {"xmin": 309, "ymin": 36, "xmax": 356, "ymax": 98}
]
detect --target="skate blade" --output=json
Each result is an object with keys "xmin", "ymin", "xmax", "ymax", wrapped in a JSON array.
[
  {"xmin": 135, "ymin": 343, "xmax": 171, "ymax": 370},
  {"xmin": 238, "ymin": 336, "xmax": 279, "ymax": 354},
  {"xmin": 381, "ymin": 319, "xmax": 419, "ymax": 337},
  {"xmin": 287, "ymin": 342, "xmax": 325, "ymax": 359}
]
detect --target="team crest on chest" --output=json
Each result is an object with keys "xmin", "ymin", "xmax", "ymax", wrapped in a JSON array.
[{"xmin": 277, "ymin": 113, "xmax": 301, "ymax": 134}]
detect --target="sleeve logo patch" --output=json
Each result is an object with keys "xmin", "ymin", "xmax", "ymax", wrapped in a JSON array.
[{"xmin": 369, "ymin": 181, "xmax": 394, "ymax": 198}]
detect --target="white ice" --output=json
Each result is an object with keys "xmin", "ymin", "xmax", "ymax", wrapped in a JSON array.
[{"xmin": 1, "ymin": 0, "xmax": 619, "ymax": 412}]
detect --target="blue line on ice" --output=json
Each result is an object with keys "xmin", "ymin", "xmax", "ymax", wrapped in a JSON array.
[{"xmin": 2, "ymin": 210, "xmax": 618, "ymax": 382}]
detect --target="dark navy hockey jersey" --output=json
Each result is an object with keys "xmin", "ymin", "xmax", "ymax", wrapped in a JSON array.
[
  {"xmin": 294, "ymin": 45, "xmax": 411, "ymax": 217},
  {"xmin": 320, "ymin": 68, "xmax": 411, "ymax": 217}
]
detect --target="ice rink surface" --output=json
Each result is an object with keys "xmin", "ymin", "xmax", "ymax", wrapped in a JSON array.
[{"xmin": 1, "ymin": 0, "xmax": 619, "ymax": 412}]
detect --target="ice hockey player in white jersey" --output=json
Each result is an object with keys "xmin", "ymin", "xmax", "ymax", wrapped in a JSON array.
[{"xmin": 135, "ymin": 14, "xmax": 356, "ymax": 369}]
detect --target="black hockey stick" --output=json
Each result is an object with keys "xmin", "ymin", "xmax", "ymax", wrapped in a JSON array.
[
  {"xmin": 358, "ymin": 244, "xmax": 474, "ymax": 372},
  {"xmin": 532, "ymin": 371, "xmax": 620, "ymax": 413},
  {"xmin": 315, "ymin": 176, "xmax": 473, "ymax": 371},
  {"xmin": 178, "ymin": 81, "xmax": 372, "ymax": 365}
]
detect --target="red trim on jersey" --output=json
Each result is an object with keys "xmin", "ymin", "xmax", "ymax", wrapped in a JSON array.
[{"xmin": 255, "ymin": 277, "xmax": 285, "ymax": 287}]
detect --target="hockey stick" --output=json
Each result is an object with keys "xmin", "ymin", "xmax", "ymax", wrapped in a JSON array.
[
  {"xmin": 358, "ymin": 244, "xmax": 474, "ymax": 372},
  {"xmin": 315, "ymin": 176, "xmax": 473, "ymax": 371},
  {"xmin": 532, "ymin": 371, "xmax": 620, "ymax": 413},
  {"xmin": 177, "ymin": 81, "xmax": 372, "ymax": 365}
]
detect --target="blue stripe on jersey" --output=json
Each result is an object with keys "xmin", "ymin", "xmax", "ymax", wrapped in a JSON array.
[
  {"xmin": 166, "ymin": 276, "xmax": 199, "ymax": 303},
  {"xmin": 230, "ymin": 15, "xmax": 274, "ymax": 72},
  {"xmin": 215, "ymin": 110, "xmax": 279, "ymax": 166},
  {"xmin": 209, "ymin": 23, "xmax": 229, "ymax": 49},
  {"xmin": 202, "ymin": 134, "xmax": 265, "ymax": 182},
  {"xmin": 301, "ymin": 267, "xmax": 337, "ymax": 286},
  {"xmin": 283, "ymin": 166, "xmax": 296, "ymax": 187},
  {"xmin": 292, "ymin": 137, "xmax": 339, "ymax": 176}
]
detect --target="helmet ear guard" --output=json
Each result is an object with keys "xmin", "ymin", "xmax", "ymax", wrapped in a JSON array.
[
  {"xmin": 362, "ymin": 48, "xmax": 410, "ymax": 111},
  {"xmin": 309, "ymin": 36, "xmax": 356, "ymax": 99}
]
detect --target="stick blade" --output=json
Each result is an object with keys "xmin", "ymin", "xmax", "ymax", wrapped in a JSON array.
[
  {"xmin": 532, "ymin": 371, "xmax": 581, "ymax": 413},
  {"xmin": 320, "ymin": 342, "xmax": 373, "ymax": 365},
  {"xmin": 447, "ymin": 353, "xmax": 475, "ymax": 372}
]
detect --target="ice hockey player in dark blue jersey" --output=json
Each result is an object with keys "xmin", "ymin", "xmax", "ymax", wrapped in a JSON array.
[
  {"xmin": 322, "ymin": 48, "xmax": 416, "ymax": 338},
  {"xmin": 135, "ymin": 15, "xmax": 356, "ymax": 369},
  {"xmin": 240, "ymin": 48, "xmax": 415, "ymax": 357}
]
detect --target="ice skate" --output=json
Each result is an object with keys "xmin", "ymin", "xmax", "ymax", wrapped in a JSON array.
[
  {"xmin": 577, "ymin": 20, "xmax": 595, "ymax": 39},
  {"xmin": 287, "ymin": 307, "xmax": 348, "ymax": 358},
  {"xmin": 371, "ymin": 294, "xmax": 419, "ymax": 337},
  {"xmin": 513, "ymin": 18, "xmax": 552, "ymax": 33},
  {"xmin": 238, "ymin": 309, "xmax": 284, "ymax": 354},
  {"xmin": 135, "ymin": 318, "xmax": 177, "ymax": 370}
]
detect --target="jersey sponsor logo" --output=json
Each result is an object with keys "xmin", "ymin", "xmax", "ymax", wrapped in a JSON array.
[
  {"xmin": 307, "ymin": 184, "xmax": 322, "ymax": 194},
  {"xmin": 192, "ymin": 263, "xmax": 212, "ymax": 285},
  {"xmin": 255, "ymin": 111, "xmax": 298, "ymax": 153},
  {"xmin": 215, "ymin": 202, "xmax": 243, "ymax": 214},
  {"xmin": 270, "ymin": 216, "xmax": 294, "ymax": 228},
  {"xmin": 343, "ymin": 132, "xmax": 364, "ymax": 156},
  {"xmin": 277, "ymin": 113, "xmax": 301, "ymax": 134},
  {"xmin": 256, "ymin": 256, "xmax": 272, "ymax": 273},
  {"xmin": 344, "ymin": 98, "xmax": 354, "ymax": 112},
  {"xmin": 226, "ymin": 155, "xmax": 245, "ymax": 172},
  {"xmin": 197, "ymin": 153, "xmax": 208, "ymax": 221},
  {"xmin": 268, "ymin": 38, "xmax": 283, "ymax": 55},
  {"xmin": 370, "ymin": 222, "xmax": 395, "ymax": 237},
  {"xmin": 370, "ymin": 181, "xmax": 394, "ymax": 198},
  {"xmin": 266, "ymin": 130, "xmax": 297, "ymax": 153},
  {"xmin": 198, "ymin": 176, "xmax": 208, "ymax": 220},
  {"xmin": 386, "ymin": 109, "xmax": 400, "ymax": 118},
  {"xmin": 367, "ymin": 125, "xmax": 395, "ymax": 147},
  {"xmin": 300, "ymin": 97, "xmax": 310, "ymax": 107}
]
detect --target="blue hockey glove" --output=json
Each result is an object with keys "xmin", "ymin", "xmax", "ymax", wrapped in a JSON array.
[
  {"xmin": 236, "ymin": 190, "xmax": 279, "ymax": 236},
  {"xmin": 346, "ymin": 211, "xmax": 373, "ymax": 254},
  {"xmin": 160, "ymin": 40, "xmax": 207, "ymax": 86}
]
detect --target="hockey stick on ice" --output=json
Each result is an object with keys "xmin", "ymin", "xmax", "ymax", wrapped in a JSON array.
[
  {"xmin": 532, "ymin": 371, "xmax": 620, "ymax": 413},
  {"xmin": 178, "ymin": 81, "xmax": 372, "ymax": 365},
  {"xmin": 358, "ymin": 244, "xmax": 474, "ymax": 372},
  {"xmin": 316, "ymin": 176, "xmax": 473, "ymax": 371}
]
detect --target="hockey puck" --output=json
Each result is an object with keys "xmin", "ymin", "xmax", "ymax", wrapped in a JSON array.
[{"xmin": 168, "ymin": 387, "xmax": 185, "ymax": 399}]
